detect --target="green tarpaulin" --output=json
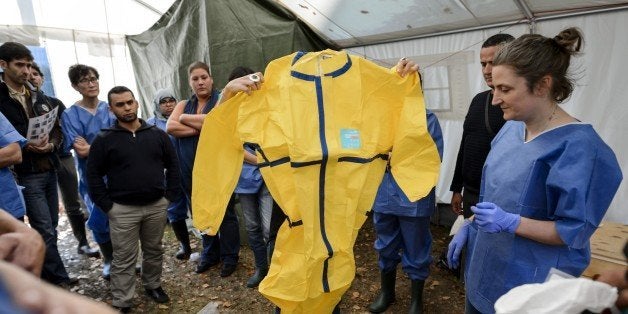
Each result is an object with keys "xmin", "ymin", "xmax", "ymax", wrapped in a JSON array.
[{"xmin": 126, "ymin": 0, "xmax": 333, "ymax": 116}]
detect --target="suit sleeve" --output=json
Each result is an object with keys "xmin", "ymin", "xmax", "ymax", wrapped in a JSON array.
[
  {"xmin": 86, "ymin": 135, "xmax": 113, "ymax": 212},
  {"xmin": 389, "ymin": 71, "xmax": 441, "ymax": 201},
  {"xmin": 192, "ymin": 95, "xmax": 245, "ymax": 235}
]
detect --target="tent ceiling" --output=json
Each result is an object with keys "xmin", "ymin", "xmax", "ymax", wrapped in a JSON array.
[
  {"xmin": 0, "ymin": 0, "xmax": 177, "ymax": 35},
  {"xmin": 275, "ymin": 0, "xmax": 628, "ymax": 47},
  {"xmin": 3, "ymin": 0, "xmax": 628, "ymax": 44}
]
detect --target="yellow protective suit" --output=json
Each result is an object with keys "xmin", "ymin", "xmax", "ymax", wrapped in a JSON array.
[{"xmin": 192, "ymin": 49, "xmax": 440, "ymax": 313}]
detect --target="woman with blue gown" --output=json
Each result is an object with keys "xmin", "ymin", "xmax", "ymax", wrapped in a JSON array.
[{"xmin": 447, "ymin": 28, "xmax": 622, "ymax": 314}]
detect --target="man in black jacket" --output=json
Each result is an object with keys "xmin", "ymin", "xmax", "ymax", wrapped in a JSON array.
[
  {"xmin": 86, "ymin": 86, "xmax": 181, "ymax": 312},
  {"xmin": 449, "ymin": 33, "xmax": 514, "ymax": 218},
  {"xmin": 0, "ymin": 42, "xmax": 76, "ymax": 287}
]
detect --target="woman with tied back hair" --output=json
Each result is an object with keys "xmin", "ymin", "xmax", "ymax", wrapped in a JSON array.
[
  {"xmin": 447, "ymin": 28, "xmax": 623, "ymax": 313},
  {"xmin": 167, "ymin": 62, "xmax": 245, "ymax": 277}
]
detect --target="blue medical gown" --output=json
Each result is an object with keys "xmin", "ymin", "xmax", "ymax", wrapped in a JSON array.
[
  {"xmin": 147, "ymin": 116, "xmax": 188, "ymax": 222},
  {"xmin": 0, "ymin": 112, "xmax": 27, "ymax": 218},
  {"xmin": 371, "ymin": 110, "xmax": 443, "ymax": 280},
  {"xmin": 466, "ymin": 121, "xmax": 623, "ymax": 313},
  {"xmin": 234, "ymin": 146, "xmax": 264, "ymax": 194},
  {"xmin": 373, "ymin": 110, "xmax": 444, "ymax": 217},
  {"xmin": 60, "ymin": 102, "xmax": 115, "ymax": 243}
]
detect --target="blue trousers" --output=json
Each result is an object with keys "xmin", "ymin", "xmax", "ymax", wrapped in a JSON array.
[
  {"xmin": 373, "ymin": 213, "xmax": 432, "ymax": 281},
  {"xmin": 166, "ymin": 190, "xmax": 189, "ymax": 223},
  {"xmin": 200, "ymin": 195, "xmax": 240, "ymax": 266},
  {"xmin": 18, "ymin": 170, "xmax": 70, "ymax": 284}
]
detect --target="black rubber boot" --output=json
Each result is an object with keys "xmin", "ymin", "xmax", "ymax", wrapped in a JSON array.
[
  {"xmin": 267, "ymin": 239, "xmax": 276, "ymax": 266},
  {"xmin": 246, "ymin": 267, "xmax": 268, "ymax": 288},
  {"xmin": 99, "ymin": 241, "xmax": 114, "ymax": 280},
  {"xmin": 408, "ymin": 280, "xmax": 425, "ymax": 314},
  {"xmin": 67, "ymin": 213, "xmax": 100, "ymax": 258},
  {"xmin": 368, "ymin": 269, "xmax": 396, "ymax": 313},
  {"xmin": 171, "ymin": 220, "xmax": 191, "ymax": 260}
]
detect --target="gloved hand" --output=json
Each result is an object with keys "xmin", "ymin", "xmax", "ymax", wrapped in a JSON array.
[
  {"xmin": 471, "ymin": 202, "xmax": 521, "ymax": 234},
  {"xmin": 447, "ymin": 219, "xmax": 471, "ymax": 269}
]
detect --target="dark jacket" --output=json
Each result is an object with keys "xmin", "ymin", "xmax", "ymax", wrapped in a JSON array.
[
  {"xmin": 86, "ymin": 119, "xmax": 181, "ymax": 212},
  {"xmin": 0, "ymin": 79, "xmax": 62, "ymax": 174},
  {"xmin": 450, "ymin": 90, "xmax": 506, "ymax": 194}
]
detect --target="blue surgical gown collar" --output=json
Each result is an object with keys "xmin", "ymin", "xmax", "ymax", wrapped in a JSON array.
[{"xmin": 290, "ymin": 49, "xmax": 352, "ymax": 81}]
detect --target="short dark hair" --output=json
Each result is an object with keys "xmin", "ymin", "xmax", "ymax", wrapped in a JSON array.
[
  {"xmin": 188, "ymin": 61, "xmax": 210, "ymax": 76},
  {"xmin": 482, "ymin": 33, "xmax": 515, "ymax": 48},
  {"xmin": 68, "ymin": 64, "xmax": 99, "ymax": 85},
  {"xmin": 0, "ymin": 42, "xmax": 33, "ymax": 63},
  {"xmin": 107, "ymin": 86, "xmax": 134, "ymax": 105},
  {"xmin": 227, "ymin": 66, "xmax": 254, "ymax": 81},
  {"xmin": 31, "ymin": 62, "xmax": 43, "ymax": 77}
]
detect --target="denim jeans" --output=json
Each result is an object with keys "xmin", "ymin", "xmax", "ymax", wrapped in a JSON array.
[
  {"xmin": 18, "ymin": 170, "xmax": 70, "ymax": 284},
  {"xmin": 200, "ymin": 195, "xmax": 240, "ymax": 266},
  {"xmin": 239, "ymin": 184, "xmax": 273, "ymax": 269}
]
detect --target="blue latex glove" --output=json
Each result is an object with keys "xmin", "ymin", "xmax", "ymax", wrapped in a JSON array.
[
  {"xmin": 447, "ymin": 219, "xmax": 471, "ymax": 269},
  {"xmin": 471, "ymin": 202, "xmax": 521, "ymax": 234}
]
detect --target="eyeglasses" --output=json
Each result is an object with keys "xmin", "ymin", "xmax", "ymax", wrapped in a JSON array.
[
  {"xmin": 159, "ymin": 98, "xmax": 176, "ymax": 105},
  {"xmin": 78, "ymin": 77, "xmax": 99, "ymax": 84}
]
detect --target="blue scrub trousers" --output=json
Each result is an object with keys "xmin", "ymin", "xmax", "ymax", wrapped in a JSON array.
[{"xmin": 373, "ymin": 213, "xmax": 432, "ymax": 281}]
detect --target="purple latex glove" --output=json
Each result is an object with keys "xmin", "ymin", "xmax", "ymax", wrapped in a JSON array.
[
  {"xmin": 471, "ymin": 202, "xmax": 521, "ymax": 234},
  {"xmin": 447, "ymin": 219, "xmax": 471, "ymax": 269}
]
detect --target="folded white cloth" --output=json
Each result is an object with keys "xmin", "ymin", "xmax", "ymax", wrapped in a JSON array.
[{"xmin": 495, "ymin": 277, "xmax": 617, "ymax": 314}]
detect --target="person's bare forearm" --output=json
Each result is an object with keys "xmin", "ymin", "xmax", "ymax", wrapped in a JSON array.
[
  {"xmin": 515, "ymin": 217, "xmax": 565, "ymax": 245},
  {"xmin": 0, "ymin": 210, "xmax": 27, "ymax": 234},
  {"xmin": 0, "ymin": 143, "xmax": 21, "ymax": 168},
  {"xmin": 179, "ymin": 113, "xmax": 206, "ymax": 130}
]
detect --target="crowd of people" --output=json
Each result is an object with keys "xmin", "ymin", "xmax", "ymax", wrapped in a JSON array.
[{"xmin": 0, "ymin": 25, "xmax": 624, "ymax": 314}]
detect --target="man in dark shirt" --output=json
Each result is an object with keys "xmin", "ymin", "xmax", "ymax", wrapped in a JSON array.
[
  {"xmin": 0, "ymin": 42, "xmax": 76, "ymax": 287},
  {"xmin": 449, "ymin": 34, "xmax": 514, "ymax": 218},
  {"xmin": 87, "ymin": 86, "xmax": 181, "ymax": 312}
]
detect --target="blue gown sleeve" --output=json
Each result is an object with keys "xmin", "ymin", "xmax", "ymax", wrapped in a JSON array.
[
  {"xmin": 550, "ymin": 138, "xmax": 622, "ymax": 249},
  {"xmin": 60, "ymin": 109, "xmax": 81, "ymax": 153},
  {"xmin": 426, "ymin": 110, "xmax": 443, "ymax": 160},
  {"xmin": 0, "ymin": 112, "xmax": 26, "ymax": 147}
]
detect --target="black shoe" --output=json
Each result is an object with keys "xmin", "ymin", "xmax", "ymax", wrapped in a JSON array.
[
  {"xmin": 368, "ymin": 269, "xmax": 396, "ymax": 313},
  {"xmin": 102, "ymin": 262, "xmax": 111, "ymax": 280},
  {"xmin": 220, "ymin": 264, "xmax": 237, "ymax": 277},
  {"xmin": 409, "ymin": 280, "xmax": 425, "ymax": 314},
  {"xmin": 144, "ymin": 286, "xmax": 170, "ymax": 303},
  {"xmin": 246, "ymin": 267, "xmax": 268, "ymax": 288},
  {"xmin": 195, "ymin": 260, "xmax": 219, "ymax": 274},
  {"xmin": 57, "ymin": 277, "xmax": 79, "ymax": 289},
  {"xmin": 77, "ymin": 245, "xmax": 101, "ymax": 258},
  {"xmin": 113, "ymin": 305, "xmax": 132, "ymax": 313},
  {"xmin": 135, "ymin": 265, "xmax": 142, "ymax": 275},
  {"xmin": 171, "ymin": 220, "xmax": 192, "ymax": 260},
  {"xmin": 175, "ymin": 245, "xmax": 191, "ymax": 260}
]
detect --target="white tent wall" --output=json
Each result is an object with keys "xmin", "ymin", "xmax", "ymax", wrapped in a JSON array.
[
  {"xmin": 1, "ymin": 25, "xmax": 140, "ymax": 116},
  {"xmin": 347, "ymin": 10, "xmax": 627, "ymax": 223}
]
